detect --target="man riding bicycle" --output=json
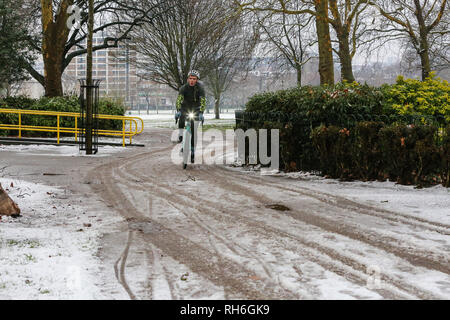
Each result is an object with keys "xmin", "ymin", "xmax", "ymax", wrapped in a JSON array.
[{"xmin": 175, "ymin": 70, "xmax": 206, "ymax": 167}]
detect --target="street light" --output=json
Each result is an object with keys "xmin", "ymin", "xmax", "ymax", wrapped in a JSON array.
[{"xmin": 85, "ymin": 0, "xmax": 94, "ymax": 155}]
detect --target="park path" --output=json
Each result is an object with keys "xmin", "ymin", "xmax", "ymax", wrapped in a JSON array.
[{"xmin": 90, "ymin": 128, "xmax": 450, "ymax": 300}]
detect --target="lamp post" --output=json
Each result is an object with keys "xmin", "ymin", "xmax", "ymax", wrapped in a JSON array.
[{"xmin": 85, "ymin": 0, "xmax": 94, "ymax": 155}]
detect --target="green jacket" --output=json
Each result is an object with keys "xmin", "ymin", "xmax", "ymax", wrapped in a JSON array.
[{"xmin": 176, "ymin": 81, "xmax": 206, "ymax": 113}]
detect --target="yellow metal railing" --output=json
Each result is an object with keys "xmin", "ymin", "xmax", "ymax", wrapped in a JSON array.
[{"xmin": 0, "ymin": 108, "xmax": 144, "ymax": 146}]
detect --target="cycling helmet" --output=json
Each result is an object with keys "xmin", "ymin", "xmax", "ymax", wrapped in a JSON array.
[{"xmin": 188, "ymin": 70, "xmax": 200, "ymax": 79}]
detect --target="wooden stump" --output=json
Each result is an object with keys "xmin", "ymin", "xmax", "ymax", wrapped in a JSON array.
[{"xmin": 0, "ymin": 183, "xmax": 21, "ymax": 216}]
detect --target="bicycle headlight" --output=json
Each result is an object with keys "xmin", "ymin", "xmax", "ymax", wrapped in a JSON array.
[{"xmin": 188, "ymin": 113, "xmax": 195, "ymax": 119}]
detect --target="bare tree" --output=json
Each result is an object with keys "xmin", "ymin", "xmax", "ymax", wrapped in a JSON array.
[
  {"xmin": 234, "ymin": 0, "xmax": 337, "ymax": 85},
  {"xmin": 205, "ymin": 10, "xmax": 259, "ymax": 119},
  {"xmin": 326, "ymin": 0, "xmax": 376, "ymax": 82},
  {"xmin": 370, "ymin": 0, "xmax": 449, "ymax": 80},
  {"xmin": 131, "ymin": 0, "xmax": 243, "ymax": 92},
  {"xmin": 236, "ymin": 0, "xmax": 400, "ymax": 84},
  {"xmin": 253, "ymin": 2, "xmax": 316, "ymax": 86},
  {"xmin": 24, "ymin": 0, "xmax": 164, "ymax": 97}
]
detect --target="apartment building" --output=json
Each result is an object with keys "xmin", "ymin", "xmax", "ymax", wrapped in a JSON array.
[
  {"xmin": 64, "ymin": 36, "xmax": 137, "ymax": 107},
  {"xmin": 63, "ymin": 35, "xmax": 176, "ymax": 111}
]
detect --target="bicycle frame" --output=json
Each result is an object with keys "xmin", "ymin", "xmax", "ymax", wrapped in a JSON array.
[{"xmin": 182, "ymin": 112, "xmax": 200, "ymax": 168}]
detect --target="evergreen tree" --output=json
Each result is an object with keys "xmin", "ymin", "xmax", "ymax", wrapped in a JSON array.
[{"xmin": 0, "ymin": 0, "xmax": 36, "ymax": 96}]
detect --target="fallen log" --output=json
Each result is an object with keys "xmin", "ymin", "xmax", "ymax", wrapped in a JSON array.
[{"xmin": 0, "ymin": 183, "xmax": 21, "ymax": 216}]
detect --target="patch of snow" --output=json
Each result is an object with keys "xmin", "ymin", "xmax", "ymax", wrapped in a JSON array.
[
  {"xmin": 0, "ymin": 178, "xmax": 125, "ymax": 299},
  {"xmin": 282, "ymin": 172, "xmax": 450, "ymax": 225},
  {"xmin": 0, "ymin": 144, "xmax": 127, "ymax": 157}
]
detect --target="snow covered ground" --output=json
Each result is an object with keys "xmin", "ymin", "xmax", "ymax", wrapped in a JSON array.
[
  {"xmin": 127, "ymin": 111, "xmax": 236, "ymax": 129},
  {"xmin": 0, "ymin": 144, "xmax": 127, "ymax": 158},
  {"xmin": 0, "ymin": 128, "xmax": 449, "ymax": 300},
  {"xmin": 0, "ymin": 143, "xmax": 130, "ymax": 300},
  {"xmin": 287, "ymin": 173, "xmax": 450, "ymax": 226},
  {"xmin": 1, "ymin": 167, "xmax": 448, "ymax": 299},
  {"xmin": 231, "ymin": 169, "xmax": 450, "ymax": 226},
  {"xmin": 0, "ymin": 178, "xmax": 122, "ymax": 299}
]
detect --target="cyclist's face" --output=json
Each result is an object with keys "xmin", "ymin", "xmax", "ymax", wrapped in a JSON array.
[{"xmin": 188, "ymin": 76, "xmax": 198, "ymax": 86}]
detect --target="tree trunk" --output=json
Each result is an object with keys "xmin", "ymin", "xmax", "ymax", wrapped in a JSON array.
[
  {"xmin": 418, "ymin": 47, "xmax": 431, "ymax": 80},
  {"xmin": 314, "ymin": 0, "xmax": 334, "ymax": 86},
  {"xmin": 337, "ymin": 31, "xmax": 355, "ymax": 82},
  {"xmin": 214, "ymin": 95, "xmax": 220, "ymax": 120},
  {"xmin": 295, "ymin": 63, "xmax": 302, "ymax": 87},
  {"xmin": 413, "ymin": 0, "xmax": 432, "ymax": 81},
  {"xmin": 41, "ymin": 0, "xmax": 72, "ymax": 97},
  {"xmin": 42, "ymin": 49, "xmax": 64, "ymax": 97},
  {"xmin": 0, "ymin": 184, "xmax": 20, "ymax": 216}
]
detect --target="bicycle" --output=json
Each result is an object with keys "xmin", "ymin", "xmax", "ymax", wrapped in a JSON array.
[{"xmin": 180, "ymin": 111, "xmax": 203, "ymax": 169}]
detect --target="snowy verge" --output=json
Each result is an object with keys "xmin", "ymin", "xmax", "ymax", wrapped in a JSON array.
[
  {"xmin": 0, "ymin": 178, "xmax": 123, "ymax": 299},
  {"xmin": 224, "ymin": 166, "xmax": 450, "ymax": 225},
  {"xmin": 0, "ymin": 143, "xmax": 128, "ymax": 157}
]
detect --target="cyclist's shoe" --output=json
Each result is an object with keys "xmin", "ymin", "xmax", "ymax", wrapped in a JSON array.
[
  {"xmin": 183, "ymin": 163, "xmax": 187, "ymax": 170},
  {"xmin": 178, "ymin": 136, "xmax": 183, "ymax": 143}
]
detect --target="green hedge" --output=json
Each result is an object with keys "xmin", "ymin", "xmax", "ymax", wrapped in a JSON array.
[
  {"xmin": 239, "ymin": 77, "xmax": 449, "ymax": 186},
  {"xmin": 311, "ymin": 123, "xmax": 448, "ymax": 187},
  {"xmin": 238, "ymin": 82, "xmax": 392, "ymax": 171},
  {"xmin": 0, "ymin": 95, "xmax": 125, "ymax": 137},
  {"xmin": 245, "ymin": 82, "xmax": 388, "ymax": 123}
]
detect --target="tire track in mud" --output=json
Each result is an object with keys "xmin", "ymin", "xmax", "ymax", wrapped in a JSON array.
[
  {"xmin": 92, "ymin": 131, "xmax": 448, "ymax": 299},
  {"xmin": 215, "ymin": 166, "xmax": 450, "ymax": 233},
  {"xmin": 120, "ymin": 136, "xmax": 450, "ymax": 235},
  {"xmin": 124, "ymin": 168, "xmax": 438, "ymax": 299},
  {"xmin": 207, "ymin": 235, "xmax": 231, "ymax": 300},
  {"xmin": 117, "ymin": 159, "xmax": 353, "ymax": 300},
  {"xmin": 119, "ymin": 147, "xmax": 449, "ymax": 278},
  {"xmin": 92, "ymin": 148, "xmax": 296, "ymax": 299},
  {"xmin": 193, "ymin": 166, "xmax": 450, "ymax": 276},
  {"xmin": 167, "ymin": 145, "xmax": 448, "ymax": 297},
  {"xmin": 115, "ymin": 151, "xmax": 436, "ymax": 299},
  {"xmin": 113, "ymin": 230, "xmax": 137, "ymax": 300},
  {"xmin": 114, "ymin": 160, "xmax": 296, "ymax": 299}
]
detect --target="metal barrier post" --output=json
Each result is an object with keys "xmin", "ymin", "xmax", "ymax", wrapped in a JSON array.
[
  {"xmin": 18, "ymin": 112, "xmax": 22, "ymax": 138},
  {"xmin": 122, "ymin": 119, "xmax": 125, "ymax": 147},
  {"xmin": 129, "ymin": 120, "xmax": 133, "ymax": 144},
  {"xmin": 75, "ymin": 116, "xmax": 78, "ymax": 142},
  {"xmin": 57, "ymin": 115, "xmax": 60, "ymax": 144}
]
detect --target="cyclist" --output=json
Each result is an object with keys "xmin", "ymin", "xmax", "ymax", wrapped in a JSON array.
[{"xmin": 175, "ymin": 70, "xmax": 206, "ymax": 166}]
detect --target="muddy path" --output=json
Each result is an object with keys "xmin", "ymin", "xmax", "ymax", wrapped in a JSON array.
[{"xmin": 90, "ymin": 128, "xmax": 450, "ymax": 300}]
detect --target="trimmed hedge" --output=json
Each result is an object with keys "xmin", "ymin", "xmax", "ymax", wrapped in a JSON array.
[
  {"xmin": 311, "ymin": 123, "xmax": 448, "ymax": 187},
  {"xmin": 245, "ymin": 82, "xmax": 388, "ymax": 124},
  {"xmin": 0, "ymin": 95, "xmax": 125, "ymax": 137},
  {"xmin": 238, "ymin": 82, "xmax": 393, "ymax": 171},
  {"xmin": 239, "ymin": 78, "xmax": 449, "ymax": 187}
]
